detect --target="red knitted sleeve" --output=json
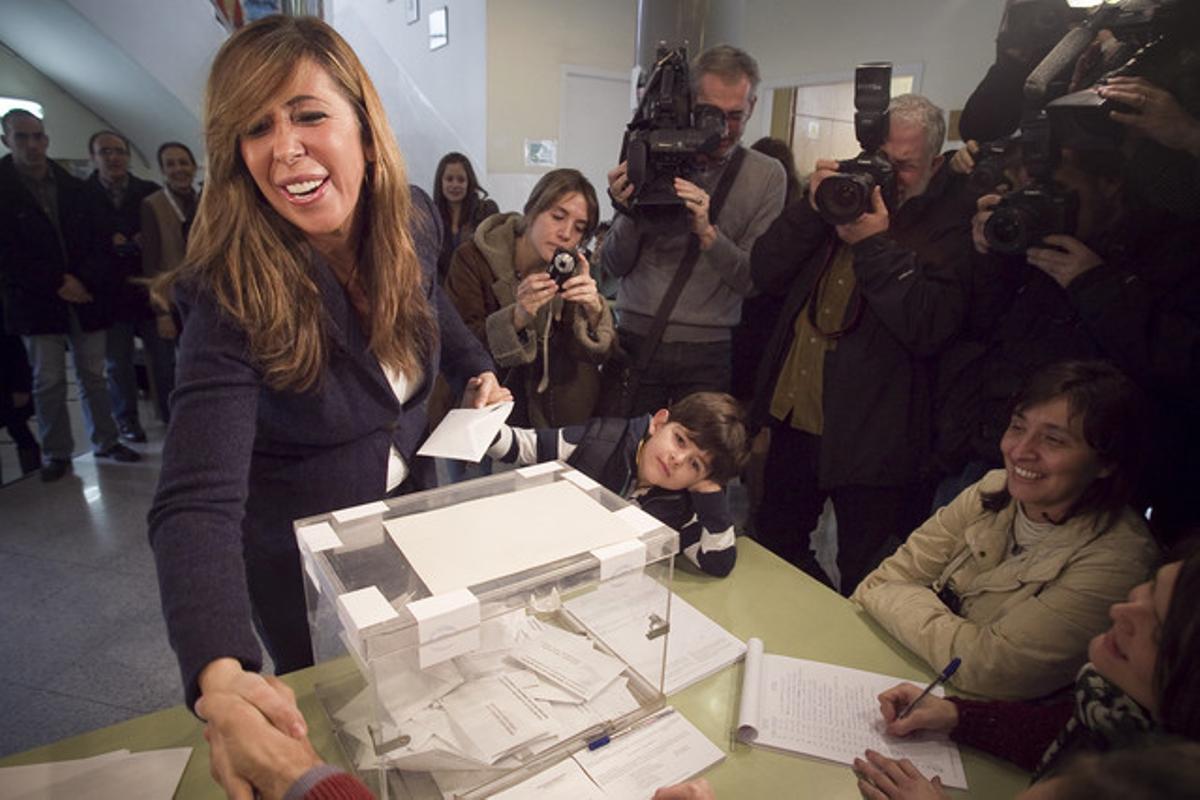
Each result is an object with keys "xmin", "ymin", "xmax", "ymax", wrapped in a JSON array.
[{"xmin": 948, "ymin": 697, "xmax": 1073, "ymax": 772}]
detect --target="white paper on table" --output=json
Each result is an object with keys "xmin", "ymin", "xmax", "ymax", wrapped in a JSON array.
[
  {"xmin": 491, "ymin": 756, "xmax": 607, "ymax": 800},
  {"xmin": 573, "ymin": 708, "xmax": 724, "ymax": 799},
  {"xmin": 440, "ymin": 674, "xmax": 556, "ymax": 764},
  {"xmin": 735, "ymin": 638, "xmax": 968, "ymax": 790},
  {"xmin": 384, "ymin": 481, "xmax": 640, "ymax": 595},
  {"xmin": 0, "ymin": 751, "xmax": 130, "ymax": 799},
  {"xmin": 513, "ymin": 634, "xmax": 626, "ymax": 701},
  {"xmin": 564, "ymin": 574, "xmax": 746, "ymax": 695},
  {"xmin": 416, "ymin": 401, "xmax": 514, "ymax": 462},
  {"xmin": 2, "ymin": 747, "xmax": 193, "ymax": 800}
]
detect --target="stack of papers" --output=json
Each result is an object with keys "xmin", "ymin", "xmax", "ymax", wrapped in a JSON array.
[
  {"xmin": 333, "ymin": 610, "xmax": 645, "ymax": 788},
  {"xmin": 0, "ymin": 748, "xmax": 192, "ymax": 800}
]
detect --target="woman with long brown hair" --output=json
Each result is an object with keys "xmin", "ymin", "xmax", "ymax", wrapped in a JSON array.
[
  {"xmin": 432, "ymin": 151, "xmax": 498, "ymax": 281},
  {"xmin": 147, "ymin": 14, "xmax": 503, "ymax": 768},
  {"xmin": 444, "ymin": 168, "xmax": 614, "ymax": 428}
]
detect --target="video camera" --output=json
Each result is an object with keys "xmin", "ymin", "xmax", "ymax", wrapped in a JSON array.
[
  {"xmin": 1024, "ymin": 0, "xmax": 1199, "ymax": 150},
  {"xmin": 620, "ymin": 45, "xmax": 726, "ymax": 232},
  {"xmin": 983, "ymin": 114, "xmax": 1079, "ymax": 255},
  {"xmin": 814, "ymin": 62, "xmax": 899, "ymax": 225}
]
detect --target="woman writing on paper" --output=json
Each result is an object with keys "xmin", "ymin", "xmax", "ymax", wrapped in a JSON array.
[
  {"xmin": 852, "ymin": 360, "xmax": 1158, "ymax": 699},
  {"xmin": 147, "ymin": 15, "xmax": 504, "ymax": 786},
  {"xmin": 856, "ymin": 547, "xmax": 1200, "ymax": 798},
  {"xmin": 443, "ymin": 169, "xmax": 616, "ymax": 428}
]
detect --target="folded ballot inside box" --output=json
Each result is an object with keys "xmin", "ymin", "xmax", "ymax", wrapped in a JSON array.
[{"xmin": 294, "ymin": 462, "xmax": 681, "ymax": 799}]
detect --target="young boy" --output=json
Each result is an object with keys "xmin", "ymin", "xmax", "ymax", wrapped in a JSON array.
[{"xmin": 486, "ymin": 392, "xmax": 750, "ymax": 577}]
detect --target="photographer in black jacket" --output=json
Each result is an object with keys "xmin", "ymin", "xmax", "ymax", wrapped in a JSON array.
[
  {"xmin": 749, "ymin": 94, "xmax": 973, "ymax": 595},
  {"xmin": 936, "ymin": 89, "xmax": 1200, "ymax": 545}
]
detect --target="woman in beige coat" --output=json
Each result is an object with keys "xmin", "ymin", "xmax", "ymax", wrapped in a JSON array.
[{"xmin": 852, "ymin": 361, "xmax": 1158, "ymax": 699}]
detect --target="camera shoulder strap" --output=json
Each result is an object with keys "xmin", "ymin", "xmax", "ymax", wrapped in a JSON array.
[{"xmin": 633, "ymin": 145, "xmax": 747, "ymax": 373}]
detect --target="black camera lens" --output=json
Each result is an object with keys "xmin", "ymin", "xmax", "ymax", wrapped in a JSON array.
[
  {"xmin": 815, "ymin": 174, "xmax": 872, "ymax": 225},
  {"xmin": 547, "ymin": 248, "xmax": 577, "ymax": 288},
  {"xmin": 983, "ymin": 205, "xmax": 1034, "ymax": 255}
]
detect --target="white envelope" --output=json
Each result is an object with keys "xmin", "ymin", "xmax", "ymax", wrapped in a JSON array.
[{"xmin": 416, "ymin": 401, "xmax": 514, "ymax": 462}]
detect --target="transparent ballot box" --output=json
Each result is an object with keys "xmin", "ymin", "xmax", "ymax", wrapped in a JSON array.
[{"xmin": 295, "ymin": 461, "xmax": 679, "ymax": 799}]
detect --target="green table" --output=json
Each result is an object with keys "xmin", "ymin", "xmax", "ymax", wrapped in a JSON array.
[{"xmin": 0, "ymin": 540, "xmax": 1029, "ymax": 798}]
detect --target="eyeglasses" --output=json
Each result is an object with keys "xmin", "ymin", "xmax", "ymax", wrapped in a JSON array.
[{"xmin": 96, "ymin": 147, "xmax": 129, "ymax": 158}]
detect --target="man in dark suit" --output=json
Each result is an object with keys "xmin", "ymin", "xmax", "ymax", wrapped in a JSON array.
[
  {"xmin": 0, "ymin": 109, "xmax": 139, "ymax": 481},
  {"xmin": 82, "ymin": 130, "xmax": 160, "ymax": 443}
]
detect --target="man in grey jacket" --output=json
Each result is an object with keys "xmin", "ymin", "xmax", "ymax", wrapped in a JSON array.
[{"xmin": 602, "ymin": 45, "xmax": 786, "ymax": 414}]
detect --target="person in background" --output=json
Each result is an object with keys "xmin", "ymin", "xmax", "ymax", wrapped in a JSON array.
[
  {"xmin": 602, "ymin": 45, "xmax": 786, "ymax": 414},
  {"xmin": 444, "ymin": 168, "xmax": 614, "ymax": 428},
  {"xmin": 936, "ymin": 115, "xmax": 1200, "ymax": 547},
  {"xmin": 81, "ymin": 129, "xmax": 160, "ymax": 444},
  {"xmin": 139, "ymin": 141, "xmax": 200, "ymax": 423},
  {"xmin": 0, "ymin": 109, "xmax": 138, "ymax": 481},
  {"xmin": 854, "ymin": 360, "xmax": 1158, "ymax": 699},
  {"xmin": 147, "ymin": 17, "xmax": 504, "ymax": 797},
  {"xmin": 486, "ymin": 391, "xmax": 750, "ymax": 577},
  {"xmin": 432, "ymin": 151, "xmax": 498, "ymax": 282},
  {"xmin": 0, "ymin": 305, "xmax": 41, "ymax": 478},
  {"xmin": 731, "ymin": 136, "xmax": 801, "ymax": 406}
]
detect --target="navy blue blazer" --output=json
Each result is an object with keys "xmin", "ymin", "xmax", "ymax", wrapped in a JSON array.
[{"xmin": 148, "ymin": 216, "xmax": 493, "ymax": 707}]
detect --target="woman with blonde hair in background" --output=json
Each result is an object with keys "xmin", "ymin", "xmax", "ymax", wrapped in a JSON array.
[{"xmin": 147, "ymin": 16, "xmax": 503, "ymax": 794}]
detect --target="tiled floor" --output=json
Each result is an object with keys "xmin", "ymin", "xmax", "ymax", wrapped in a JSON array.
[{"xmin": 0, "ymin": 411, "xmax": 183, "ymax": 757}]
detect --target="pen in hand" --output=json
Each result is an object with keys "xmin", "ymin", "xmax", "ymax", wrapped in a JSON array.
[{"xmin": 897, "ymin": 657, "xmax": 961, "ymax": 721}]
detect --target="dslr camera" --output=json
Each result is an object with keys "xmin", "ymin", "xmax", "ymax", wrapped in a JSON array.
[
  {"xmin": 546, "ymin": 247, "xmax": 578, "ymax": 289},
  {"xmin": 968, "ymin": 136, "xmax": 1021, "ymax": 195},
  {"xmin": 620, "ymin": 45, "xmax": 726, "ymax": 232},
  {"xmin": 983, "ymin": 114, "xmax": 1079, "ymax": 255},
  {"xmin": 814, "ymin": 62, "xmax": 899, "ymax": 225}
]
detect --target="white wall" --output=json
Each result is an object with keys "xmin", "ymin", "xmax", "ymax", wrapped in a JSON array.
[
  {"xmin": 485, "ymin": 0, "xmax": 637, "ymax": 213},
  {"xmin": 3, "ymin": 0, "xmax": 214, "ymax": 174},
  {"xmin": 330, "ymin": 0, "xmax": 488, "ymax": 196},
  {"xmin": 745, "ymin": 0, "xmax": 1006, "ymax": 142},
  {"xmin": 0, "ymin": 44, "xmax": 117, "ymax": 167}
]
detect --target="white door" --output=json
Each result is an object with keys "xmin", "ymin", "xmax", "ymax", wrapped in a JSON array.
[{"xmin": 560, "ymin": 67, "xmax": 633, "ymax": 223}]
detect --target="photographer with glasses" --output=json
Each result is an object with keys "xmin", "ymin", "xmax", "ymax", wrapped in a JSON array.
[{"xmin": 748, "ymin": 89, "xmax": 974, "ymax": 596}]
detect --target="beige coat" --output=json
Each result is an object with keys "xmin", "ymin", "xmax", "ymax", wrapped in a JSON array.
[{"xmin": 852, "ymin": 470, "xmax": 1157, "ymax": 699}]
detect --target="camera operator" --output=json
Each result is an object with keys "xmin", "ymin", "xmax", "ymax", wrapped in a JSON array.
[
  {"xmin": 601, "ymin": 45, "xmax": 786, "ymax": 415},
  {"xmin": 748, "ymin": 94, "xmax": 973, "ymax": 596},
  {"xmin": 937, "ymin": 127, "xmax": 1200, "ymax": 546}
]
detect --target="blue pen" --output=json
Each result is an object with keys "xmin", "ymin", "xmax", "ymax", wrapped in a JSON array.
[
  {"xmin": 897, "ymin": 657, "xmax": 961, "ymax": 720},
  {"xmin": 586, "ymin": 707, "xmax": 675, "ymax": 750}
]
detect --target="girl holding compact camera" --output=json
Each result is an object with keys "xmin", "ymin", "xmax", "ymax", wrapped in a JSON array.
[{"xmin": 444, "ymin": 168, "xmax": 615, "ymax": 427}]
